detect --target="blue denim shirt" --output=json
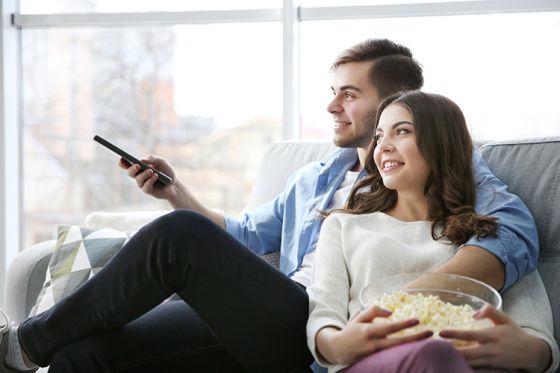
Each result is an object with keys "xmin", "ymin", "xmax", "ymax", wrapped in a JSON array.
[{"xmin": 224, "ymin": 147, "xmax": 538, "ymax": 290}]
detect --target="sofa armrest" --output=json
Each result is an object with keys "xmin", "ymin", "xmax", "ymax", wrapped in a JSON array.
[
  {"xmin": 5, "ymin": 240, "xmax": 55, "ymax": 323},
  {"xmin": 84, "ymin": 209, "xmax": 230, "ymax": 232},
  {"xmin": 84, "ymin": 210, "xmax": 170, "ymax": 232}
]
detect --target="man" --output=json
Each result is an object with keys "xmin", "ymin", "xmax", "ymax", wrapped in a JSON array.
[{"xmin": 0, "ymin": 39, "xmax": 537, "ymax": 373}]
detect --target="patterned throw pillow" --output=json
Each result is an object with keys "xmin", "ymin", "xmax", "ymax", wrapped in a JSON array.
[{"xmin": 29, "ymin": 225, "xmax": 132, "ymax": 316}]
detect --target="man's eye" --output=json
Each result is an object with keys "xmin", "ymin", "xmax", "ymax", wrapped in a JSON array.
[{"xmin": 344, "ymin": 92, "xmax": 354, "ymax": 99}]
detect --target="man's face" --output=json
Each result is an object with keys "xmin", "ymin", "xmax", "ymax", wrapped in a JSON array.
[{"xmin": 327, "ymin": 61, "xmax": 381, "ymax": 149}]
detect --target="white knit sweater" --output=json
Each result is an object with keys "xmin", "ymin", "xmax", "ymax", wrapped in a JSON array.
[{"xmin": 306, "ymin": 212, "xmax": 559, "ymax": 373}]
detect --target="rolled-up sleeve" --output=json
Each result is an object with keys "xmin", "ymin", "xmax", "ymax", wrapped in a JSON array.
[
  {"xmin": 224, "ymin": 195, "xmax": 285, "ymax": 256},
  {"xmin": 469, "ymin": 150, "xmax": 539, "ymax": 290}
]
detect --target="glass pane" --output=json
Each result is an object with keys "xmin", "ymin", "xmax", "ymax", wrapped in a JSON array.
[
  {"xmin": 22, "ymin": 23, "xmax": 282, "ymax": 247},
  {"xmin": 20, "ymin": 0, "xmax": 281, "ymax": 14},
  {"xmin": 301, "ymin": 0, "xmax": 480, "ymax": 6},
  {"xmin": 300, "ymin": 12, "xmax": 560, "ymax": 141}
]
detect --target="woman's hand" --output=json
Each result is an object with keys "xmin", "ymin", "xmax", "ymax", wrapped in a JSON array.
[
  {"xmin": 315, "ymin": 306, "xmax": 433, "ymax": 366},
  {"xmin": 440, "ymin": 304, "xmax": 552, "ymax": 373}
]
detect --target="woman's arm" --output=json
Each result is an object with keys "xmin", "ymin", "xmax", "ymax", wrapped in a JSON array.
[{"xmin": 306, "ymin": 215, "xmax": 353, "ymax": 365}]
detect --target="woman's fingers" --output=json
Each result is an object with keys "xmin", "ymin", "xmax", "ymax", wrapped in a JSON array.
[
  {"xmin": 474, "ymin": 304, "xmax": 513, "ymax": 325},
  {"xmin": 353, "ymin": 306, "xmax": 392, "ymax": 323},
  {"xmin": 439, "ymin": 328, "xmax": 494, "ymax": 344},
  {"xmin": 459, "ymin": 345, "xmax": 491, "ymax": 360},
  {"xmin": 457, "ymin": 345, "xmax": 498, "ymax": 367},
  {"xmin": 376, "ymin": 330, "xmax": 434, "ymax": 350},
  {"xmin": 369, "ymin": 318, "xmax": 420, "ymax": 338}
]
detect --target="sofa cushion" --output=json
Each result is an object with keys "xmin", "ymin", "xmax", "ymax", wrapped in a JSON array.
[
  {"xmin": 29, "ymin": 225, "xmax": 131, "ymax": 316},
  {"xmin": 480, "ymin": 136, "xmax": 560, "ymax": 347},
  {"xmin": 246, "ymin": 141, "xmax": 335, "ymax": 211}
]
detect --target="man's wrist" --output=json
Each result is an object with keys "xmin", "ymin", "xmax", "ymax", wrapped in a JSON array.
[{"xmin": 168, "ymin": 181, "xmax": 190, "ymax": 209}]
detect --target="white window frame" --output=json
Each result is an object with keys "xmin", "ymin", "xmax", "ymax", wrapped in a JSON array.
[
  {"xmin": 1, "ymin": 0, "xmax": 20, "ymax": 307},
  {"xmin": 1, "ymin": 0, "xmax": 559, "ymax": 306}
]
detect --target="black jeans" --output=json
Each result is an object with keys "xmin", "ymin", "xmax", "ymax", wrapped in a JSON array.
[{"xmin": 19, "ymin": 210, "xmax": 313, "ymax": 373}]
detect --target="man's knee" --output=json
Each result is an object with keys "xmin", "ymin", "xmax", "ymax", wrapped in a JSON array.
[
  {"xmin": 144, "ymin": 209, "xmax": 228, "ymax": 270},
  {"xmin": 150, "ymin": 209, "xmax": 218, "ymax": 239}
]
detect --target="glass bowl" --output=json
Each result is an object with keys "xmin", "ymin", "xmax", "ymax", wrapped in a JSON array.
[
  {"xmin": 358, "ymin": 273, "xmax": 501, "ymax": 343},
  {"xmin": 359, "ymin": 272, "xmax": 501, "ymax": 311}
]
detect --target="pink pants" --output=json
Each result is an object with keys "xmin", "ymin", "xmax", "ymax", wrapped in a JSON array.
[{"xmin": 342, "ymin": 339, "xmax": 473, "ymax": 373}]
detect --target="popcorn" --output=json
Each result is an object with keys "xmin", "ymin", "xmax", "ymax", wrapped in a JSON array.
[{"xmin": 368, "ymin": 290, "xmax": 491, "ymax": 346}]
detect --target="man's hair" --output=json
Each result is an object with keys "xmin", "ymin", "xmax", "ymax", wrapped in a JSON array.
[
  {"xmin": 341, "ymin": 91, "xmax": 497, "ymax": 245},
  {"xmin": 331, "ymin": 39, "xmax": 424, "ymax": 97}
]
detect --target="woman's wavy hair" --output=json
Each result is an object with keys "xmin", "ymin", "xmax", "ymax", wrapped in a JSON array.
[{"xmin": 340, "ymin": 91, "xmax": 497, "ymax": 245}]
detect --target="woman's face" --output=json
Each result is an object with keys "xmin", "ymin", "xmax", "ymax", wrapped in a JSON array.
[{"xmin": 373, "ymin": 103, "xmax": 431, "ymax": 195}]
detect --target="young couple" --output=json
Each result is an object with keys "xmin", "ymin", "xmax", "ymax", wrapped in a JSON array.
[{"xmin": 0, "ymin": 39, "xmax": 556, "ymax": 373}]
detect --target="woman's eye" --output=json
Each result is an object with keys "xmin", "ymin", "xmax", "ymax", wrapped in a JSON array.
[
  {"xmin": 396, "ymin": 128, "xmax": 410, "ymax": 135},
  {"xmin": 374, "ymin": 134, "xmax": 382, "ymax": 141}
]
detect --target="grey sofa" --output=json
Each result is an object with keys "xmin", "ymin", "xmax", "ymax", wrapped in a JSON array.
[
  {"xmin": 4, "ymin": 138, "xmax": 560, "ymax": 371},
  {"xmin": 478, "ymin": 137, "xmax": 560, "ymax": 347}
]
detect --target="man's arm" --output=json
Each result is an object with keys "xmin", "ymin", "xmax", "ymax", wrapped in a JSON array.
[
  {"xmin": 134, "ymin": 157, "xmax": 287, "ymax": 255},
  {"xmin": 433, "ymin": 245, "xmax": 505, "ymax": 290},
  {"xmin": 121, "ymin": 157, "xmax": 227, "ymax": 229},
  {"xmin": 167, "ymin": 178, "xmax": 226, "ymax": 228},
  {"xmin": 224, "ymin": 165, "xmax": 310, "ymax": 255},
  {"xmin": 434, "ymin": 149, "xmax": 539, "ymax": 291},
  {"xmin": 469, "ymin": 149, "xmax": 539, "ymax": 290},
  {"xmin": 223, "ymin": 196, "xmax": 285, "ymax": 255}
]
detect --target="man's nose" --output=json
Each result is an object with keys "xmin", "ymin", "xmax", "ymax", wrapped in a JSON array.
[{"xmin": 327, "ymin": 96, "xmax": 342, "ymax": 113}]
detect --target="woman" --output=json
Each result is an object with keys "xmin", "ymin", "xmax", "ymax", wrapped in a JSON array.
[{"xmin": 306, "ymin": 91, "xmax": 559, "ymax": 373}]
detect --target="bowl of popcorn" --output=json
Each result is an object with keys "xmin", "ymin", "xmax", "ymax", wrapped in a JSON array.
[{"xmin": 359, "ymin": 273, "xmax": 502, "ymax": 346}]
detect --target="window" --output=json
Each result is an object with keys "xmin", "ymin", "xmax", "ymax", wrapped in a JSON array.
[
  {"xmin": 7, "ymin": 0, "xmax": 560, "ymax": 250},
  {"xmin": 22, "ymin": 23, "xmax": 282, "ymax": 246},
  {"xmin": 300, "ymin": 11, "xmax": 560, "ymax": 141}
]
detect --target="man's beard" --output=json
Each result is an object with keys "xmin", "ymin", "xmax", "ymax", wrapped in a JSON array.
[{"xmin": 333, "ymin": 109, "xmax": 377, "ymax": 149}]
